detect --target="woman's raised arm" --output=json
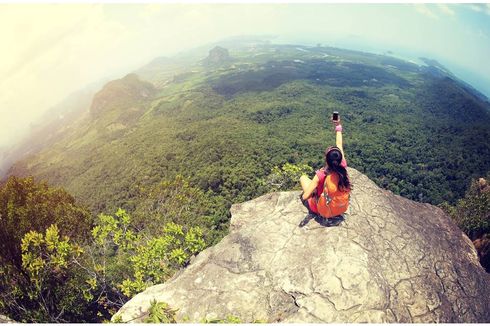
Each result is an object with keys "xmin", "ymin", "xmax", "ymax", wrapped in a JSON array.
[{"xmin": 333, "ymin": 118, "xmax": 345, "ymax": 158}]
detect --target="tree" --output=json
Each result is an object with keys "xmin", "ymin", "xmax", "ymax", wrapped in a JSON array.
[
  {"xmin": 0, "ymin": 177, "xmax": 93, "ymax": 322},
  {"xmin": 441, "ymin": 176, "xmax": 490, "ymax": 240},
  {"xmin": 440, "ymin": 175, "xmax": 490, "ymax": 272},
  {"xmin": 0, "ymin": 176, "xmax": 210, "ymax": 322},
  {"xmin": 133, "ymin": 175, "xmax": 228, "ymax": 243},
  {"xmin": 0, "ymin": 176, "xmax": 92, "ymax": 270}
]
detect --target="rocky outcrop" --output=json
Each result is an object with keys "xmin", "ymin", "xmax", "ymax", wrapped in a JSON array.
[
  {"xmin": 203, "ymin": 46, "xmax": 231, "ymax": 66},
  {"xmin": 114, "ymin": 168, "xmax": 490, "ymax": 323}
]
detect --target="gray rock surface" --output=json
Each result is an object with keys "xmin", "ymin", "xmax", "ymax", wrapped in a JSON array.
[
  {"xmin": 114, "ymin": 168, "xmax": 490, "ymax": 323},
  {"xmin": 0, "ymin": 315, "xmax": 15, "ymax": 323}
]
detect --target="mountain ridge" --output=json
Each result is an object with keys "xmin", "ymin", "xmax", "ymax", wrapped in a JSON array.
[{"xmin": 3, "ymin": 43, "xmax": 490, "ymax": 214}]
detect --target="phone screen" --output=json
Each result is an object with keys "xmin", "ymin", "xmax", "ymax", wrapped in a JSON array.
[{"xmin": 332, "ymin": 112, "xmax": 339, "ymax": 121}]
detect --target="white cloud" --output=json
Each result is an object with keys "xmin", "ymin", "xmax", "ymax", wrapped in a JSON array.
[
  {"xmin": 469, "ymin": 4, "xmax": 482, "ymax": 12},
  {"xmin": 468, "ymin": 4, "xmax": 490, "ymax": 15},
  {"xmin": 414, "ymin": 4, "xmax": 439, "ymax": 20},
  {"xmin": 437, "ymin": 4, "xmax": 455, "ymax": 16}
]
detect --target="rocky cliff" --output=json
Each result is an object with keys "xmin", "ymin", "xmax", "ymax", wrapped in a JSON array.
[{"xmin": 114, "ymin": 168, "xmax": 490, "ymax": 323}]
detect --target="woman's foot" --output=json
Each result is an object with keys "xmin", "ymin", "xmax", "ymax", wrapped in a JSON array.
[{"xmin": 299, "ymin": 213, "xmax": 316, "ymax": 227}]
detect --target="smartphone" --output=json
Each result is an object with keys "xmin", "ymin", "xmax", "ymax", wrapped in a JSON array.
[{"xmin": 332, "ymin": 111, "xmax": 339, "ymax": 121}]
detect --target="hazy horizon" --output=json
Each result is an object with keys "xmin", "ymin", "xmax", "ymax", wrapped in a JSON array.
[{"xmin": 1, "ymin": 3, "xmax": 490, "ymax": 150}]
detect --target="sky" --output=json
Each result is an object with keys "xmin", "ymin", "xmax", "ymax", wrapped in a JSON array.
[{"xmin": 1, "ymin": 2, "xmax": 490, "ymax": 149}]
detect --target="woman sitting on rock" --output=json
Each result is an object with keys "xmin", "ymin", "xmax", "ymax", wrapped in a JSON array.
[{"xmin": 299, "ymin": 113, "xmax": 351, "ymax": 226}]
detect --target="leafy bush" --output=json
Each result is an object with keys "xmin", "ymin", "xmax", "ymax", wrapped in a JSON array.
[
  {"xmin": 73, "ymin": 208, "xmax": 206, "ymax": 316},
  {"xmin": 1, "ymin": 202, "xmax": 207, "ymax": 322},
  {"xmin": 263, "ymin": 162, "xmax": 313, "ymax": 191},
  {"xmin": 0, "ymin": 177, "xmax": 95, "ymax": 322},
  {"xmin": 0, "ymin": 173, "xmax": 212, "ymax": 322},
  {"xmin": 117, "ymin": 221, "xmax": 206, "ymax": 298},
  {"xmin": 0, "ymin": 225, "xmax": 97, "ymax": 322},
  {"xmin": 144, "ymin": 300, "xmax": 177, "ymax": 323}
]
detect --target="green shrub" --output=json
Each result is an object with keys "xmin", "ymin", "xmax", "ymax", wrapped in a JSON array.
[
  {"xmin": 86, "ymin": 209, "xmax": 206, "ymax": 303},
  {"xmin": 118, "ymin": 222, "xmax": 205, "ymax": 297},
  {"xmin": 0, "ymin": 225, "xmax": 97, "ymax": 322},
  {"xmin": 144, "ymin": 300, "xmax": 177, "ymax": 323},
  {"xmin": 263, "ymin": 162, "xmax": 313, "ymax": 191}
]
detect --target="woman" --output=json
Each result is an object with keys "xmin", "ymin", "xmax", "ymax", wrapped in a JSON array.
[{"xmin": 299, "ymin": 116, "xmax": 351, "ymax": 224}]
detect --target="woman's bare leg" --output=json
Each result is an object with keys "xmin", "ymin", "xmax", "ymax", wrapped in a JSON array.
[
  {"xmin": 299, "ymin": 175, "xmax": 316, "ymax": 223},
  {"xmin": 300, "ymin": 175, "xmax": 312, "ymax": 193}
]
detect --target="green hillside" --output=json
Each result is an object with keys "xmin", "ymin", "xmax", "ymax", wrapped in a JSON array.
[{"xmin": 6, "ymin": 43, "xmax": 490, "ymax": 217}]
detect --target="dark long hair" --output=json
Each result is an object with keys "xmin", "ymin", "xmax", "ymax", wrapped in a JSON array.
[{"xmin": 325, "ymin": 146, "xmax": 351, "ymax": 191}]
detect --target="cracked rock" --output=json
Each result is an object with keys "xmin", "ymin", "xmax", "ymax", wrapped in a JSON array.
[{"xmin": 114, "ymin": 168, "xmax": 490, "ymax": 323}]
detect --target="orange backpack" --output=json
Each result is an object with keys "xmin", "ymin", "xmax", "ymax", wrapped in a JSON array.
[{"xmin": 316, "ymin": 172, "xmax": 350, "ymax": 218}]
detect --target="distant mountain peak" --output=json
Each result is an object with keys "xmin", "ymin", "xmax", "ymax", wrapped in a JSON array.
[
  {"xmin": 89, "ymin": 73, "xmax": 156, "ymax": 119},
  {"xmin": 203, "ymin": 46, "xmax": 231, "ymax": 66}
]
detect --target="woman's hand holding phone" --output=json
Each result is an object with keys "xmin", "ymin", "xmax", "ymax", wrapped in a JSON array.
[{"xmin": 332, "ymin": 111, "xmax": 341, "ymax": 127}]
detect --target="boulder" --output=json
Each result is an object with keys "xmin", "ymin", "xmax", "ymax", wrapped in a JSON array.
[{"xmin": 114, "ymin": 168, "xmax": 490, "ymax": 323}]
